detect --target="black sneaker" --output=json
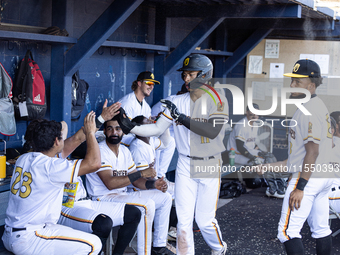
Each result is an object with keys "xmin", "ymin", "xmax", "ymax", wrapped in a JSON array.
[{"xmin": 151, "ymin": 244, "xmax": 176, "ymax": 255}]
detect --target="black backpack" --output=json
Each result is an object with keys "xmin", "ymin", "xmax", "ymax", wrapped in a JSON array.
[
  {"xmin": 12, "ymin": 50, "xmax": 47, "ymax": 120},
  {"xmin": 71, "ymin": 71, "xmax": 89, "ymax": 120}
]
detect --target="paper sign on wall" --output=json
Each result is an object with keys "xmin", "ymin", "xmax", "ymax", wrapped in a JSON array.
[
  {"xmin": 265, "ymin": 40, "xmax": 280, "ymax": 58},
  {"xmin": 248, "ymin": 55, "xmax": 263, "ymax": 74}
]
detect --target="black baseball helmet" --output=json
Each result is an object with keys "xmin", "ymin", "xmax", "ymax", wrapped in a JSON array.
[{"xmin": 177, "ymin": 54, "xmax": 213, "ymax": 84}]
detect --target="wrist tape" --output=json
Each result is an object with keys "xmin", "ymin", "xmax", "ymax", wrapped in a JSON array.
[
  {"xmin": 128, "ymin": 171, "xmax": 142, "ymax": 184},
  {"xmin": 145, "ymin": 179, "xmax": 156, "ymax": 190},
  {"xmin": 95, "ymin": 115, "xmax": 105, "ymax": 128},
  {"xmin": 296, "ymin": 178, "xmax": 308, "ymax": 191}
]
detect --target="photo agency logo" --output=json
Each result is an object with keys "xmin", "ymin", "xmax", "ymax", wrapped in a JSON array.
[{"xmin": 202, "ymin": 83, "xmax": 312, "ymax": 128}]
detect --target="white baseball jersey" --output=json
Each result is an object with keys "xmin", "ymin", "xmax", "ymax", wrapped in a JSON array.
[
  {"xmin": 129, "ymin": 137, "xmax": 161, "ymax": 171},
  {"xmin": 119, "ymin": 91, "xmax": 151, "ymax": 119},
  {"xmin": 6, "ymin": 152, "xmax": 81, "ymax": 227},
  {"xmin": 160, "ymin": 92, "xmax": 229, "ymax": 158},
  {"xmin": 334, "ymin": 136, "xmax": 340, "ymax": 147},
  {"xmin": 287, "ymin": 96, "xmax": 332, "ymax": 175},
  {"xmin": 277, "ymin": 95, "xmax": 333, "ymax": 243},
  {"xmin": 227, "ymin": 117, "xmax": 258, "ymax": 154},
  {"xmin": 86, "ymin": 141, "xmax": 172, "ymax": 255},
  {"xmin": 3, "ymin": 152, "xmax": 102, "ymax": 255},
  {"xmin": 86, "ymin": 141, "xmax": 136, "ymax": 197}
]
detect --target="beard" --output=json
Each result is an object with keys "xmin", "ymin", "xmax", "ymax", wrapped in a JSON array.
[{"xmin": 106, "ymin": 135, "xmax": 123, "ymax": 145}]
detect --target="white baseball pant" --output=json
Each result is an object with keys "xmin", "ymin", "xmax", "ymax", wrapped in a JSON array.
[
  {"xmin": 277, "ymin": 174, "xmax": 333, "ymax": 243},
  {"xmin": 175, "ymin": 154, "xmax": 224, "ymax": 255},
  {"xmin": 58, "ymin": 200, "xmax": 126, "ymax": 233},
  {"xmin": 329, "ymin": 185, "xmax": 340, "ymax": 212},
  {"xmin": 2, "ymin": 223, "xmax": 101, "ymax": 255},
  {"xmin": 95, "ymin": 189, "xmax": 172, "ymax": 254},
  {"xmin": 155, "ymin": 136, "xmax": 176, "ymax": 178}
]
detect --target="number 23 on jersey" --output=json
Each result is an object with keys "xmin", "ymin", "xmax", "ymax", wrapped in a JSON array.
[{"xmin": 11, "ymin": 166, "xmax": 32, "ymax": 198}]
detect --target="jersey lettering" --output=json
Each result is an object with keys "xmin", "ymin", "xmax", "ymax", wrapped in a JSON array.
[{"xmin": 11, "ymin": 167, "xmax": 33, "ymax": 198}]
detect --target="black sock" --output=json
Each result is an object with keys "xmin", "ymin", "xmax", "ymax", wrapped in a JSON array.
[
  {"xmin": 112, "ymin": 205, "xmax": 141, "ymax": 255},
  {"xmin": 169, "ymin": 205, "xmax": 177, "ymax": 229},
  {"xmin": 92, "ymin": 214, "xmax": 113, "ymax": 253},
  {"xmin": 284, "ymin": 238, "xmax": 304, "ymax": 255},
  {"xmin": 316, "ymin": 234, "xmax": 332, "ymax": 255}
]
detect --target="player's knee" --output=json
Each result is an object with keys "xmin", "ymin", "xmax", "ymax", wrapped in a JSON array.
[
  {"xmin": 163, "ymin": 192, "xmax": 172, "ymax": 208},
  {"xmin": 92, "ymin": 214, "xmax": 113, "ymax": 238},
  {"xmin": 194, "ymin": 213, "xmax": 214, "ymax": 230},
  {"xmin": 124, "ymin": 204, "xmax": 142, "ymax": 225},
  {"xmin": 144, "ymin": 198, "xmax": 156, "ymax": 217}
]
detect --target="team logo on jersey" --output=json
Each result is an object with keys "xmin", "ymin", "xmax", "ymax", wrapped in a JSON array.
[
  {"xmin": 151, "ymin": 73, "xmax": 155, "ymax": 79},
  {"xmin": 293, "ymin": 63, "xmax": 300, "ymax": 72},
  {"xmin": 113, "ymin": 170, "xmax": 127, "ymax": 176},
  {"xmin": 290, "ymin": 128, "xmax": 295, "ymax": 139},
  {"xmin": 308, "ymin": 122, "xmax": 312, "ymax": 133},
  {"xmin": 217, "ymin": 102, "xmax": 224, "ymax": 112},
  {"xmin": 184, "ymin": 58, "xmax": 190, "ymax": 66}
]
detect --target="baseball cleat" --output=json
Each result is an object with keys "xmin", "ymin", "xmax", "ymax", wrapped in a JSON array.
[
  {"xmin": 168, "ymin": 226, "xmax": 177, "ymax": 241},
  {"xmin": 151, "ymin": 242, "xmax": 176, "ymax": 254},
  {"xmin": 211, "ymin": 241, "xmax": 227, "ymax": 255}
]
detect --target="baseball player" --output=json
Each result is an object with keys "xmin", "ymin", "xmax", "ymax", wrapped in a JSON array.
[
  {"xmin": 57, "ymin": 101, "xmax": 142, "ymax": 255},
  {"xmin": 330, "ymin": 111, "xmax": 340, "ymax": 147},
  {"xmin": 117, "ymin": 54, "xmax": 228, "ymax": 255},
  {"xmin": 119, "ymin": 71, "xmax": 177, "ymax": 184},
  {"xmin": 272, "ymin": 60, "xmax": 332, "ymax": 255},
  {"xmin": 227, "ymin": 104, "xmax": 288, "ymax": 198},
  {"xmin": 86, "ymin": 115, "xmax": 174, "ymax": 255},
  {"xmin": 2, "ymin": 113, "xmax": 102, "ymax": 255},
  {"xmin": 328, "ymin": 116, "xmax": 340, "ymax": 212}
]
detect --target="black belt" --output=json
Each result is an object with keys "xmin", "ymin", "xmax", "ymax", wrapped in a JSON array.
[
  {"xmin": 77, "ymin": 197, "xmax": 90, "ymax": 201},
  {"xmin": 187, "ymin": 156, "xmax": 215, "ymax": 160},
  {"xmin": 12, "ymin": 227, "xmax": 26, "ymax": 232},
  {"xmin": 12, "ymin": 225, "xmax": 46, "ymax": 232}
]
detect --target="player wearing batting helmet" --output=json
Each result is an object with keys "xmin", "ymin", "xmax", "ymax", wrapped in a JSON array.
[{"xmin": 116, "ymin": 54, "xmax": 229, "ymax": 255}]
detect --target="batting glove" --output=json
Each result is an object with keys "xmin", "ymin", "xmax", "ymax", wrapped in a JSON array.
[
  {"xmin": 116, "ymin": 107, "xmax": 136, "ymax": 134},
  {"xmin": 160, "ymin": 99, "xmax": 185, "ymax": 122}
]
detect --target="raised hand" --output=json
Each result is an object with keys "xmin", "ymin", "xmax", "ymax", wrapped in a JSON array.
[
  {"xmin": 116, "ymin": 107, "xmax": 136, "ymax": 134},
  {"xmin": 160, "ymin": 99, "xmax": 183, "ymax": 121},
  {"xmin": 83, "ymin": 111, "xmax": 96, "ymax": 135},
  {"xmin": 101, "ymin": 100, "xmax": 121, "ymax": 121}
]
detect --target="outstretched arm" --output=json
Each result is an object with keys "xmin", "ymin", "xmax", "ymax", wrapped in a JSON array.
[
  {"xmin": 130, "ymin": 117, "xmax": 171, "ymax": 137},
  {"xmin": 161, "ymin": 99, "xmax": 224, "ymax": 139},
  {"xmin": 62, "ymin": 100, "xmax": 121, "ymax": 158},
  {"xmin": 78, "ymin": 112, "xmax": 101, "ymax": 176}
]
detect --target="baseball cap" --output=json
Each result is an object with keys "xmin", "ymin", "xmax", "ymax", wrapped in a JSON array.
[
  {"xmin": 284, "ymin": 59, "xmax": 321, "ymax": 78},
  {"xmin": 137, "ymin": 71, "xmax": 160, "ymax": 84}
]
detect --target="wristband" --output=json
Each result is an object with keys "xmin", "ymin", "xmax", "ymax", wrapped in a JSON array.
[
  {"xmin": 98, "ymin": 115, "xmax": 105, "ymax": 123},
  {"xmin": 128, "ymin": 171, "xmax": 142, "ymax": 184},
  {"xmin": 95, "ymin": 115, "xmax": 105, "ymax": 128},
  {"xmin": 145, "ymin": 179, "xmax": 156, "ymax": 190},
  {"xmin": 296, "ymin": 178, "xmax": 308, "ymax": 191}
]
